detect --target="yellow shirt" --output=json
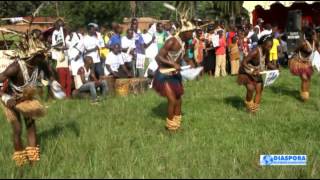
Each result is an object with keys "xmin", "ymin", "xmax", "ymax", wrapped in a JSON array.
[
  {"xmin": 99, "ymin": 35, "xmax": 110, "ymax": 59},
  {"xmin": 270, "ymin": 39, "xmax": 280, "ymax": 54}
]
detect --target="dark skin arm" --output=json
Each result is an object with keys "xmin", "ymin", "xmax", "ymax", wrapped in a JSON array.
[
  {"xmin": 155, "ymin": 38, "xmax": 181, "ymax": 70},
  {"xmin": 78, "ymin": 68, "xmax": 86, "ymax": 84},
  {"xmin": 105, "ymin": 64, "xmax": 119, "ymax": 78},
  {"xmin": 0, "ymin": 62, "xmax": 19, "ymax": 107},
  {"xmin": 120, "ymin": 64, "xmax": 132, "ymax": 78},
  {"xmin": 89, "ymin": 67, "xmax": 102, "ymax": 85}
]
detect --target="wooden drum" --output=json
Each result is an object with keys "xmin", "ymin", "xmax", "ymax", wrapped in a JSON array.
[{"xmin": 115, "ymin": 78, "xmax": 130, "ymax": 96}]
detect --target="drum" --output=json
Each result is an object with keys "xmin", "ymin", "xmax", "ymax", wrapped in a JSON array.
[
  {"xmin": 129, "ymin": 78, "xmax": 148, "ymax": 94},
  {"xmin": 115, "ymin": 79, "xmax": 130, "ymax": 96},
  {"xmin": 129, "ymin": 78, "xmax": 141, "ymax": 95}
]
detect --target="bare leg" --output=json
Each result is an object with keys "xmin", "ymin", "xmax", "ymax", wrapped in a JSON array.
[
  {"xmin": 25, "ymin": 118, "xmax": 37, "ymax": 147},
  {"xmin": 11, "ymin": 115, "xmax": 23, "ymax": 151},
  {"xmin": 25, "ymin": 117, "xmax": 40, "ymax": 164},
  {"xmin": 254, "ymin": 83, "xmax": 263, "ymax": 104},
  {"xmin": 164, "ymin": 83, "xmax": 180, "ymax": 130},
  {"xmin": 300, "ymin": 74, "xmax": 310, "ymax": 101},
  {"xmin": 11, "ymin": 112, "xmax": 29, "ymax": 166},
  {"xmin": 164, "ymin": 83, "xmax": 177, "ymax": 120},
  {"xmin": 174, "ymin": 97, "xmax": 182, "ymax": 116},
  {"xmin": 245, "ymin": 83, "xmax": 255, "ymax": 102}
]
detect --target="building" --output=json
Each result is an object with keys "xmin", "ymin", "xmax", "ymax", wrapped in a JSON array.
[{"xmin": 0, "ymin": 16, "xmax": 59, "ymax": 33}]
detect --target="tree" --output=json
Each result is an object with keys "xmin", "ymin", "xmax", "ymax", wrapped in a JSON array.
[
  {"xmin": 0, "ymin": 1, "xmax": 43, "ymax": 17},
  {"xmin": 210, "ymin": 1, "xmax": 244, "ymax": 21}
]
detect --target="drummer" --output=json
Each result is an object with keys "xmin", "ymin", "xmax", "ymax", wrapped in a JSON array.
[
  {"xmin": 105, "ymin": 44, "xmax": 133, "ymax": 78},
  {"xmin": 153, "ymin": 18, "xmax": 196, "ymax": 131}
]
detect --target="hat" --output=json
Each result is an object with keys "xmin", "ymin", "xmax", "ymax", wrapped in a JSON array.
[
  {"xmin": 179, "ymin": 18, "xmax": 196, "ymax": 33},
  {"xmin": 88, "ymin": 23, "xmax": 99, "ymax": 28}
]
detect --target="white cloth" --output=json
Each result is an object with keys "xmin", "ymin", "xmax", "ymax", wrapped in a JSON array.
[
  {"xmin": 212, "ymin": 34, "xmax": 220, "ymax": 48},
  {"xmin": 83, "ymin": 35, "xmax": 100, "ymax": 63},
  {"xmin": 105, "ymin": 52, "xmax": 125, "ymax": 75},
  {"xmin": 263, "ymin": 70, "xmax": 280, "ymax": 87},
  {"xmin": 136, "ymin": 53, "xmax": 146, "ymax": 69},
  {"xmin": 258, "ymin": 30, "xmax": 272, "ymax": 39},
  {"xmin": 247, "ymin": 31, "xmax": 254, "ymax": 39},
  {"xmin": 144, "ymin": 59, "xmax": 158, "ymax": 77},
  {"xmin": 312, "ymin": 50, "xmax": 320, "ymax": 72},
  {"xmin": 142, "ymin": 33, "xmax": 158, "ymax": 59}
]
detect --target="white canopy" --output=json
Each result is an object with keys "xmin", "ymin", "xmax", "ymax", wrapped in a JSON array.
[{"xmin": 243, "ymin": 1, "xmax": 315, "ymax": 23}]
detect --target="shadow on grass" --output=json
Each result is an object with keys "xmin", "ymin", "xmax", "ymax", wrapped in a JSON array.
[
  {"xmin": 269, "ymin": 85, "xmax": 300, "ymax": 101},
  {"xmin": 151, "ymin": 102, "xmax": 167, "ymax": 119},
  {"xmin": 223, "ymin": 96, "xmax": 244, "ymax": 110},
  {"xmin": 38, "ymin": 121, "xmax": 80, "ymax": 149}
]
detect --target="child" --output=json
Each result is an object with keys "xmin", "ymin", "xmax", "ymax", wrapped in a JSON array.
[{"xmin": 228, "ymin": 36, "xmax": 240, "ymax": 75}]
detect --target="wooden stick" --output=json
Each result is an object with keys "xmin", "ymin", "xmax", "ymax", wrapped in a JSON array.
[{"xmin": 1, "ymin": 31, "xmax": 8, "ymax": 50}]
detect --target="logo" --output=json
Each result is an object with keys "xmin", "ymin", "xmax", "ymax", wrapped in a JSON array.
[{"xmin": 260, "ymin": 155, "xmax": 307, "ymax": 166}]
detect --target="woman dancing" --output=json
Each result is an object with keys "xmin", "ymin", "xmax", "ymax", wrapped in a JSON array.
[
  {"xmin": 289, "ymin": 27, "xmax": 319, "ymax": 101},
  {"xmin": 237, "ymin": 35, "xmax": 277, "ymax": 113}
]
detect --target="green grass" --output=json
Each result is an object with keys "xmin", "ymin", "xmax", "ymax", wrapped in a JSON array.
[{"xmin": 1, "ymin": 69, "xmax": 320, "ymax": 178}]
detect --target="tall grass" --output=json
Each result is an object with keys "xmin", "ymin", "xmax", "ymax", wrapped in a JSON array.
[{"xmin": 1, "ymin": 69, "xmax": 320, "ymax": 178}]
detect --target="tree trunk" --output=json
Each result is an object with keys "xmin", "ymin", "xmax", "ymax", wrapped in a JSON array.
[{"xmin": 130, "ymin": 1, "xmax": 136, "ymax": 17}]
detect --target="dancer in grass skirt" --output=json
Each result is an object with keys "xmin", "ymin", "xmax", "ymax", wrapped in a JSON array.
[
  {"xmin": 237, "ymin": 35, "xmax": 277, "ymax": 113},
  {"xmin": 153, "ymin": 18, "xmax": 195, "ymax": 131},
  {"xmin": 288, "ymin": 27, "xmax": 319, "ymax": 101}
]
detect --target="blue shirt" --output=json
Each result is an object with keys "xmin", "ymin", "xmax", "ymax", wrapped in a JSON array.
[
  {"xmin": 109, "ymin": 34, "xmax": 121, "ymax": 47},
  {"xmin": 134, "ymin": 33, "xmax": 145, "ymax": 54}
]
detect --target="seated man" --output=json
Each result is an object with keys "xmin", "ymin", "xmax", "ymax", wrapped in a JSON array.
[
  {"xmin": 105, "ymin": 44, "xmax": 132, "ymax": 78},
  {"xmin": 74, "ymin": 56, "xmax": 108, "ymax": 103}
]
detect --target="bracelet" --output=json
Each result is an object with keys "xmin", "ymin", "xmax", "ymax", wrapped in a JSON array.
[{"xmin": 1, "ymin": 94, "xmax": 12, "ymax": 106}]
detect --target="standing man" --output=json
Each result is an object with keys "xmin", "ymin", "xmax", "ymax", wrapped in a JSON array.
[
  {"xmin": 83, "ymin": 24, "xmax": 103, "ymax": 79},
  {"xmin": 153, "ymin": 19, "xmax": 196, "ymax": 131},
  {"xmin": 51, "ymin": 19, "xmax": 72, "ymax": 98},
  {"xmin": 0, "ymin": 35, "xmax": 57, "ymax": 166}
]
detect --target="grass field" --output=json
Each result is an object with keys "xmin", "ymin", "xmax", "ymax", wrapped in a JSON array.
[{"xmin": 1, "ymin": 69, "xmax": 320, "ymax": 178}]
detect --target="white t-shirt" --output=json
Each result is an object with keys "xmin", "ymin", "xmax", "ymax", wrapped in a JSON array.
[
  {"xmin": 66, "ymin": 32, "xmax": 85, "ymax": 76},
  {"xmin": 142, "ymin": 33, "xmax": 158, "ymax": 59},
  {"xmin": 83, "ymin": 35, "xmax": 100, "ymax": 64},
  {"xmin": 105, "ymin": 51, "xmax": 124, "ymax": 75},
  {"xmin": 51, "ymin": 29, "xmax": 64, "ymax": 61},
  {"xmin": 121, "ymin": 36, "xmax": 136, "ymax": 62},
  {"xmin": 96, "ymin": 32, "xmax": 105, "ymax": 48}
]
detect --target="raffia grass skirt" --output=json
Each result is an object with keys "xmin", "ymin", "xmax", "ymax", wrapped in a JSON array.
[{"xmin": 1, "ymin": 100, "xmax": 46, "ymax": 122}]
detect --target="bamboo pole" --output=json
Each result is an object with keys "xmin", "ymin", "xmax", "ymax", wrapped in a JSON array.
[{"xmin": 1, "ymin": 31, "xmax": 9, "ymax": 50}]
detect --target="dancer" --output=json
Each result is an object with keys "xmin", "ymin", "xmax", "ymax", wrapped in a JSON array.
[
  {"xmin": 289, "ymin": 27, "xmax": 319, "ymax": 101},
  {"xmin": 0, "ymin": 33, "xmax": 56, "ymax": 166},
  {"xmin": 153, "ymin": 18, "xmax": 195, "ymax": 131},
  {"xmin": 237, "ymin": 35, "xmax": 277, "ymax": 113}
]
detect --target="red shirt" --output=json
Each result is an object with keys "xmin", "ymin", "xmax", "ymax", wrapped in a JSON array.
[{"xmin": 215, "ymin": 37, "xmax": 226, "ymax": 55}]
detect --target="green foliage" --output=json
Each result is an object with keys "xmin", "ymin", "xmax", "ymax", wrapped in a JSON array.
[{"xmin": 0, "ymin": 1, "xmax": 42, "ymax": 17}]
